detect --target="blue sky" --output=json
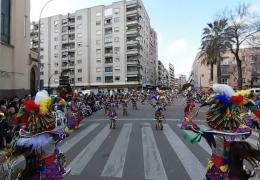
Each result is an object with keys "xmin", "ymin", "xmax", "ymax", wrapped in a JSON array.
[{"xmin": 31, "ymin": 0, "xmax": 260, "ymax": 76}]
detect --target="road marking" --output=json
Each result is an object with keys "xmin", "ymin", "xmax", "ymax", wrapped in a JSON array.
[
  {"xmin": 177, "ymin": 124, "xmax": 212, "ymax": 154},
  {"xmin": 101, "ymin": 123, "xmax": 132, "ymax": 178},
  {"xmin": 163, "ymin": 124, "xmax": 205, "ymax": 180},
  {"xmin": 68, "ymin": 125, "xmax": 111, "ymax": 175},
  {"xmin": 84, "ymin": 118, "xmax": 206, "ymax": 122},
  {"xmin": 141, "ymin": 123, "xmax": 168, "ymax": 180},
  {"xmin": 11, "ymin": 124, "xmax": 87, "ymax": 167}
]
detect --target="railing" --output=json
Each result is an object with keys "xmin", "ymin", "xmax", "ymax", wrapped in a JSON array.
[
  {"xmin": 105, "ymin": 31, "xmax": 112, "ymax": 35},
  {"xmin": 105, "ymin": 79, "xmax": 113, "ymax": 83},
  {"xmin": 104, "ymin": 23, "xmax": 112, "ymax": 26}
]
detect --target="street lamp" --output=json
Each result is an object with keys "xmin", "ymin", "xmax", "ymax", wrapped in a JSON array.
[
  {"xmin": 48, "ymin": 72, "xmax": 61, "ymax": 94},
  {"xmin": 37, "ymin": 0, "xmax": 55, "ymax": 92},
  {"xmin": 200, "ymin": 74, "xmax": 204, "ymax": 89}
]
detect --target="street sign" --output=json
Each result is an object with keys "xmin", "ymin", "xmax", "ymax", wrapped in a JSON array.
[
  {"xmin": 59, "ymin": 76, "xmax": 70, "ymax": 86},
  {"xmin": 142, "ymin": 83, "xmax": 146, "ymax": 87}
]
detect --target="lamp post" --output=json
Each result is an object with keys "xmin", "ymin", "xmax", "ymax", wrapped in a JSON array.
[
  {"xmin": 37, "ymin": 0, "xmax": 55, "ymax": 92},
  {"xmin": 73, "ymin": 45, "xmax": 89, "ymax": 90},
  {"xmin": 48, "ymin": 72, "xmax": 60, "ymax": 94},
  {"xmin": 200, "ymin": 74, "xmax": 204, "ymax": 90}
]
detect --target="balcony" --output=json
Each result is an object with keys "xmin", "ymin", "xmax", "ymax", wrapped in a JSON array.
[
  {"xmin": 69, "ymin": 28, "xmax": 75, "ymax": 34},
  {"xmin": 104, "ymin": 18, "xmax": 112, "ymax": 27},
  {"xmin": 105, "ymin": 27, "xmax": 112, "ymax": 35},
  {"xmin": 105, "ymin": 57, "xmax": 113, "ymax": 64},
  {"xmin": 105, "ymin": 47, "xmax": 113, "ymax": 57},
  {"xmin": 127, "ymin": 48, "xmax": 140, "ymax": 55},
  {"xmin": 105, "ymin": 76, "xmax": 113, "ymax": 83},
  {"xmin": 253, "ymin": 82, "xmax": 260, "ymax": 86},
  {"xmin": 126, "ymin": 17, "xmax": 141, "ymax": 26}
]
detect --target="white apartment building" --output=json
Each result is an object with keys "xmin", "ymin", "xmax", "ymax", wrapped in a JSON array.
[
  {"xmin": 30, "ymin": 0, "xmax": 158, "ymax": 94},
  {"xmin": 0, "ymin": 0, "xmax": 37, "ymax": 99},
  {"xmin": 169, "ymin": 63, "xmax": 174, "ymax": 89},
  {"xmin": 178, "ymin": 74, "xmax": 187, "ymax": 89}
]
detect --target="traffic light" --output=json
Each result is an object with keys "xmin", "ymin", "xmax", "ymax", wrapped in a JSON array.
[{"xmin": 59, "ymin": 76, "xmax": 70, "ymax": 86}]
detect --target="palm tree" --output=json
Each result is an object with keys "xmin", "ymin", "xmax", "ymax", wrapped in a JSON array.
[{"xmin": 200, "ymin": 19, "xmax": 228, "ymax": 84}]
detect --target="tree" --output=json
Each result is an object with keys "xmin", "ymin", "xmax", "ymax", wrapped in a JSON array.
[
  {"xmin": 220, "ymin": 2, "xmax": 260, "ymax": 90},
  {"xmin": 182, "ymin": 83, "xmax": 194, "ymax": 91},
  {"xmin": 200, "ymin": 19, "xmax": 229, "ymax": 83}
]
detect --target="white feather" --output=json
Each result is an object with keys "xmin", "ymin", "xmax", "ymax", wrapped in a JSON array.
[
  {"xmin": 34, "ymin": 90, "xmax": 49, "ymax": 105},
  {"xmin": 16, "ymin": 133, "xmax": 52, "ymax": 150},
  {"xmin": 212, "ymin": 84, "xmax": 235, "ymax": 96}
]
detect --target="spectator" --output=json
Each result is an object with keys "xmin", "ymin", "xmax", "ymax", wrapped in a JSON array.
[{"xmin": 0, "ymin": 112, "xmax": 12, "ymax": 148}]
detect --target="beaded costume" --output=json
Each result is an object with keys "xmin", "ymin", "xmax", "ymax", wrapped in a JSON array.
[
  {"xmin": 181, "ymin": 84, "xmax": 260, "ymax": 180},
  {"xmin": 1, "ymin": 90, "xmax": 73, "ymax": 180}
]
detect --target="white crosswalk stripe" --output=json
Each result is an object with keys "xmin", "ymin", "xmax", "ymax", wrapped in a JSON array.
[{"xmin": 7, "ymin": 122, "xmax": 260, "ymax": 180}]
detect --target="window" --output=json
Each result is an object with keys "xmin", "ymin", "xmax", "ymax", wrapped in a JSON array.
[
  {"xmin": 54, "ymin": 53, "xmax": 58, "ymax": 58},
  {"xmin": 77, "ymin": 15, "xmax": 82, "ymax": 20},
  {"xmin": 77, "ymin": 42, "xmax": 82, "ymax": 47},
  {"xmin": 114, "ymin": 8, "xmax": 120, "ymax": 14},
  {"xmin": 78, "ymin": 78, "xmax": 82, "ymax": 82},
  {"xmin": 77, "ymin": 60, "xmax": 82, "ymax": 64},
  {"xmin": 54, "ymin": 37, "xmax": 58, "ymax": 41},
  {"xmin": 96, "ymin": 39, "xmax": 101, "ymax": 44},
  {"xmin": 114, "ymin": 17, "xmax": 119, "ymax": 23},
  {"xmin": 24, "ymin": 16, "xmax": 28, "ymax": 37},
  {"xmin": 54, "ymin": 62, "xmax": 58, "ymax": 66},
  {"xmin": 221, "ymin": 78, "xmax": 228, "ymax": 85},
  {"xmin": 96, "ymin": 77, "xmax": 101, "ymax": 81},
  {"xmin": 54, "ymin": 70, "xmax": 58, "ymax": 74},
  {"xmin": 115, "ymin": 66, "xmax": 120, "ymax": 71},
  {"xmin": 242, "ymin": 78, "xmax": 246, "ymax": 83},
  {"xmin": 105, "ymin": 67, "xmax": 113, "ymax": 72},
  {"xmin": 40, "ymin": 39, "xmax": 44, "ymax": 43},
  {"xmin": 54, "ymin": 45, "xmax": 58, "ymax": 50},
  {"xmin": 40, "ymin": 24, "xmax": 44, "ymax": 28},
  {"xmin": 78, "ymin": 69, "xmax": 82, "ymax": 73},
  {"xmin": 114, "ymin": 57, "xmax": 120, "ymax": 62},
  {"xmin": 114, "ymin": 27, "xmax": 119, "ymax": 32},
  {"xmin": 96, "ymin": 58, "xmax": 101, "ymax": 63},
  {"xmin": 96, "ymin": 67, "xmax": 102, "ymax": 72},
  {"xmin": 1, "ymin": 0, "xmax": 10, "ymax": 43},
  {"xmin": 114, "ymin": 47, "xmax": 120, "ymax": 52},
  {"xmin": 96, "ymin": 21, "xmax": 101, "ymax": 26},
  {"xmin": 62, "ymin": 34, "xmax": 68, "ymax": 41},
  {"xmin": 40, "ymin": 55, "xmax": 44, "ymax": 59},
  {"xmin": 242, "ymin": 67, "xmax": 246, "ymax": 72},
  {"xmin": 96, "ymin": 49, "xmax": 101, "ymax": 54},
  {"xmin": 54, "ymin": 20, "xmax": 58, "ymax": 26},
  {"xmin": 105, "ymin": 8, "xmax": 112, "ymax": 16},
  {"xmin": 54, "ymin": 29, "xmax": 58, "ymax": 33},
  {"xmin": 105, "ymin": 36, "xmax": 112, "ymax": 44},
  {"xmin": 96, "ymin": 30, "xmax": 101, "ymax": 35},
  {"xmin": 77, "ymin": 33, "xmax": 82, "ymax": 38},
  {"xmin": 77, "ymin": 50, "xmax": 82, "ymax": 55},
  {"xmin": 40, "ymin": 72, "xmax": 44, "ymax": 75},
  {"xmin": 115, "ymin": 76, "xmax": 120, "ymax": 80},
  {"xmin": 96, "ymin": 12, "xmax": 101, "ymax": 17},
  {"xmin": 77, "ymin": 24, "xmax": 82, "ymax": 29},
  {"xmin": 114, "ymin": 37, "xmax": 119, "ymax": 42},
  {"xmin": 62, "ymin": 26, "xmax": 68, "ymax": 33}
]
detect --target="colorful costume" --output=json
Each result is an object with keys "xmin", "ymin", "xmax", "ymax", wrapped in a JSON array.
[
  {"xmin": 181, "ymin": 84, "xmax": 260, "ymax": 180},
  {"xmin": 1, "ymin": 90, "xmax": 73, "ymax": 180}
]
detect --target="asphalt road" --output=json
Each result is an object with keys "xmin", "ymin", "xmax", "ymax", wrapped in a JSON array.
[{"xmin": 4, "ymin": 98, "xmax": 260, "ymax": 180}]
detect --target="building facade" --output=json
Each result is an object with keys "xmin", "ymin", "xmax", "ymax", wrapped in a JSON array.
[
  {"xmin": 157, "ymin": 60, "xmax": 169, "ymax": 88},
  {"xmin": 31, "ymin": 0, "xmax": 158, "ymax": 94},
  {"xmin": 189, "ymin": 48, "xmax": 260, "ymax": 91},
  {"xmin": 177, "ymin": 74, "xmax": 186, "ymax": 89},
  {"xmin": 169, "ymin": 63, "xmax": 174, "ymax": 89},
  {"xmin": 0, "ymin": 0, "xmax": 37, "ymax": 99}
]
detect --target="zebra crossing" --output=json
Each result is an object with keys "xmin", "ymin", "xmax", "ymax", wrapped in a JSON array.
[{"xmin": 10, "ymin": 122, "xmax": 260, "ymax": 180}]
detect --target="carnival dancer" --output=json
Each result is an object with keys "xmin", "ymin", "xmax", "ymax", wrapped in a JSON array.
[
  {"xmin": 1, "ymin": 90, "xmax": 75, "ymax": 180},
  {"xmin": 150, "ymin": 101, "xmax": 165, "ymax": 130},
  {"xmin": 108, "ymin": 103, "xmax": 118, "ymax": 129},
  {"xmin": 121, "ymin": 93, "xmax": 129, "ymax": 116},
  {"xmin": 181, "ymin": 84, "xmax": 260, "ymax": 180}
]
